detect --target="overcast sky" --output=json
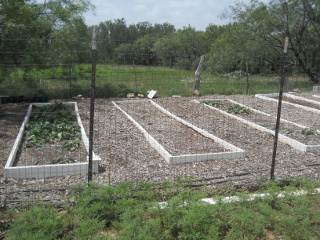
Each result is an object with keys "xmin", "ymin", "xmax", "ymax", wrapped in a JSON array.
[{"xmin": 83, "ymin": 0, "xmax": 270, "ymax": 31}]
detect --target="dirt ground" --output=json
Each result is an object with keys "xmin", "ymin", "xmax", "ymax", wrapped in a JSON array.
[{"xmin": 1, "ymin": 93, "xmax": 320, "ymax": 205}]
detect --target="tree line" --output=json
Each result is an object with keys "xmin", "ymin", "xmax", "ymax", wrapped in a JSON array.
[{"xmin": 1, "ymin": 0, "xmax": 320, "ymax": 82}]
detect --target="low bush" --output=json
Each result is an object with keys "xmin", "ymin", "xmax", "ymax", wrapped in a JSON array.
[{"xmin": 3, "ymin": 178, "xmax": 320, "ymax": 239}]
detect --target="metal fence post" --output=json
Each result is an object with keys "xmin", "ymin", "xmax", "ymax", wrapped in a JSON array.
[
  {"xmin": 88, "ymin": 26, "xmax": 97, "ymax": 182},
  {"xmin": 270, "ymin": 37, "xmax": 289, "ymax": 180}
]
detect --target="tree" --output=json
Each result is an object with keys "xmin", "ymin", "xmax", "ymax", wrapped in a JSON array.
[
  {"xmin": 219, "ymin": 0, "xmax": 320, "ymax": 82},
  {"xmin": 0, "ymin": 0, "xmax": 93, "ymax": 70},
  {"xmin": 152, "ymin": 26, "xmax": 208, "ymax": 69},
  {"xmin": 97, "ymin": 20, "xmax": 176, "ymax": 64},
  {"xmin": 115, "ymin": 34, "xmax": 159, "ymax": 65},
  {"xmin": 50, "ymin": 17, "xmax": 91, "ymax": 64}
]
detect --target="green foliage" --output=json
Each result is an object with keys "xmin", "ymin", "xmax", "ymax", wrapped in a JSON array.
[
  {"xmin": 301, "ymin": 128, "xmax": 318, "ymax": 136},
  {"xmin": 226, "ymin": 104, "xmax": 252, "ymax": 114},
  {"xmin": 0, "ymin": 0, "xmax": 93, "ymax": 71},
  {"xmin": 215, "ymin": 0, "xmax": 320, "ymax": 82},
  {"xmin": 24, "ymin": 103, "xmax": 81, "ymax": 148},
  {"xmin": 201, "ymin": 101, "xmax": 252, "ymax": 114},
  {"xmin": 5, "ymin": 204, "xmax": 63, "ymax": 240},
  {"xmin": 201, "ymin": 101, "xmax": 227, "ymax": 109},
  {"xmin": 282, "ymin": 127, "xmax": 320, "ymax": 137},
  {"xmin": 51, "ymin": 157, "xmax": 75, "ymax": 164},
  {"xmin": 4, "ymin": 178, "xmax": 320, "ymax": 239},
  {"xmin": 152, "ymin": 26, "xmax": 208, "ymax": 70},
  {"xmin": 62, "ymin": 140, "xmax": 81, "ymax": 151},
  {"xmin": 1, "ymin": 64, "xmax": 315, "ymax": 98},
  {"xmin": 283, "ymin": 128, "xmax": 299, "ymax": 134},
  {"xmin": 96, "ymin": 83, "xmax": 138, "ymax": 98},
  {"xmin": 262, "ymin": 125, "xmax": 276, "ymax": 130},
  {"xmin": 221, "ymin": 70, "xmax": 247, "ymax": 79}
]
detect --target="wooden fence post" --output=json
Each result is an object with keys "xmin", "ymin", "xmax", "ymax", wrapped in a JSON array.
[{"xmin": 193, "ymin": 55, "xmax": 205, "ymax": 96}]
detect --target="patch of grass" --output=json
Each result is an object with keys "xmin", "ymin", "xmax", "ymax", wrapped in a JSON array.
[
  {"xmin": 3, "ymin": 178, "xmax": 320, "ymax": 239},
  {"xmin": 0, "ymin": 65, "xmax": 315, "ymax": 98}
]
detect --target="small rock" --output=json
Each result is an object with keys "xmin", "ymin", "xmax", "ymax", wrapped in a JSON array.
[
  {"xmin": 127, "ymin": 93, "xmax": 135, "ymax": 98},
  {"xmin": 72, "ymin": 95, "xmax": 83, "ymax": 99},
  {"xmin": 137, "ymin": 94, "xmax": 145, "ymax": 98},
  {"xmin": 193, "ymin": 90, "xmax": 201, "ymax": 96},
  {"xmin": 292, "ymin": 88, "xmax": 301, "ymax": 93}
]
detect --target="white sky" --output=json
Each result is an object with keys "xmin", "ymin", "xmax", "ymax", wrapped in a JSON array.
[
  {"xmin": 34, "ymin": 0, "xmax": 270, "ymax": 31},
  {"xmin": 83, "ymin": 0, "xmax": 270, "ymax": 31}
]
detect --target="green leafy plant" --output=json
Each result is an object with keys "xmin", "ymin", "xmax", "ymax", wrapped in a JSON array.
[
  {"xmin": 51, "ymin": 157, "xmax": 75, "ymax": 164},
  {"xmin": 283, "ymin": 128, "xmax": 299, "ymax": 134},
  {"xmin": 201, "ymin": 101, "xmax": 227, "ymax": 109},
  {"xmin": 301, "ymin": 128, "xmax": 318, "ymax": 136},
  {"xmin": 262, "ymin": 125, "xmax": 276, "ymax": 130},
  {"xmin": 62, "ymin": 140, "xmax": 80, "ymax": 151},
  {"xmin": 24, "ymin": 103, "xmax": 81, "ymax": 150},
  {"xmin": 201, "ymin": 101, "xmax": 252, "ymax": 114},
  {"xmin": 226, "ymin": 104, "xmax": 252, "ymax": 114}
]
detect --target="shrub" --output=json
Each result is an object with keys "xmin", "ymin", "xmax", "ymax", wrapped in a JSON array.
[{"xmin": 5, "ymin": 204, "xmax": 62, "ymax": 240}]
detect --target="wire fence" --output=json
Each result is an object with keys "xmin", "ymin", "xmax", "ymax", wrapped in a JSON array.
[{"xmin": 1, "ymin": 31, "xmax": 320, "ymax": 206}]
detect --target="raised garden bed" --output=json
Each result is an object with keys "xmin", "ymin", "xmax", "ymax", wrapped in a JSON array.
[
  {"xmin": 256, "ymin": 93, "xmax": 320, "ymax": 114},
  {"xmin": 112, "ymin": 99, "xmax": 245, "ymax": 164},
  {"xmin": 196, "ymin": 99, "xmax": 320, "ymax": 152},
  {"xmin": 4, "ymin": 102, "xmax": 101, "ymax": 179}
]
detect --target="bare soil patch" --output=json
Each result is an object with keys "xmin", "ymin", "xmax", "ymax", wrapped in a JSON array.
[
  {"xmin": 117, "ymin": 101, "xmax": 227, "ymax": 155},
  {"xmin": 272, "ymin": 96, "xmax": 320, "ymax": 110},
  {"xmin": 199, "ymin": 99, "xmax": 320, "ymax": 145}
]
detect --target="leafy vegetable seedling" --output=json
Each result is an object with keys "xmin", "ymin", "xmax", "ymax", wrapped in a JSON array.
[
  {"xmin": 201, "ymin": 101, "xmax": 252, "ymax": 115},
  {"xmin": 226, "ymin": 104, "xmax": 252, "ymax": 114},
  {"xmin": 51, "ymin": 157, "xmax": 75, "ymax": 164},
  {"xmin": 24, "ymin": 103, "xmax": 81, "ymax": 151},
  {"xmin": 301, "ymin": 128, "xmax": 318, "ymax": 136},
  {"xmin": 283, "ymin": 128, "xmax": 299, "ymax": 134}
]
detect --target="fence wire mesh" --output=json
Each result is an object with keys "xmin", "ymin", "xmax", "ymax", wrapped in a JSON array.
[{"xmin": 1, "ymin": 34, "xmax": 320, "ymax": 206}]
